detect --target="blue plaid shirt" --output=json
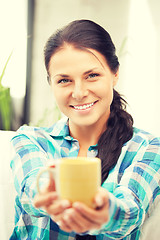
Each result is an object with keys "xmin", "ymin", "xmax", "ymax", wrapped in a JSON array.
[{"xmin": 10, "ymin": 117, "xmax": 160, "ymax": 240}]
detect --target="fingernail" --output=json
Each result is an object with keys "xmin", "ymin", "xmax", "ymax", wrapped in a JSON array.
[
  {"xmin": 61, "ymin": 200, "xmax": 71, "ymax": 208},
  {"xmin": 95, "ymin": 196, "xmax": 103, "ymax": 207},
  {"xmin": 63, "ymin": 214, "xmax": 69, "ymax": 221},
  {"xmin": 73, "ymin": 202, "xmax": 81, "ymax": 210}
]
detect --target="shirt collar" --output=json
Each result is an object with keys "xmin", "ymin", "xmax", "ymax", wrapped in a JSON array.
[
  {"xmin": 46, "ymin": 117, "xmax": 98, "ymax": 146},
  {"xmin": 46, "ymin": 117, "xmax": 73, "ymax": 139}
]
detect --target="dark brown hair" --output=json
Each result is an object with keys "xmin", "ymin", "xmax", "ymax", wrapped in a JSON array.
[{"xmin": 44, "ymin": 19, "xmax": 133, "ymax": 240}]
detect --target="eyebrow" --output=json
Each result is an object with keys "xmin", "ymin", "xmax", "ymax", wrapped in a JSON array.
[
  {"xmin": 54, "ymin": 74, "xmax": 69, "ymax": 78},
  {"xmin": 83, "ymin": 68, "xmax": 100, "ymax": 76},
  {"xmin": 53, "ymin": 67, "xmax": 102, "ymax": 79}
]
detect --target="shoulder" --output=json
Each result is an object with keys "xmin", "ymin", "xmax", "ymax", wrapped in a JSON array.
[
  {"xmin": 11, "ymin": 117, "xmax": 69, "ymax": 150},
  {"xmin": 13, "ymin": 117, "xmax": 68, "ymax": 139},
  {"xmin": 123, "ymin": 127, "xmax": 160, "ymax": 164},
  {"xmin": 115, "ymin": 128, "xmax": 160, "ymax": 183},
  {"xmin": 126, "ymin": 127, "xmax": 160, "ymax": 149}
]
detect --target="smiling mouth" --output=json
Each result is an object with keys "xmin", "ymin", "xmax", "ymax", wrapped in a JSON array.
[{"xmin": 70, "ymin": 101, "xmax": 97, "ymax": 110}]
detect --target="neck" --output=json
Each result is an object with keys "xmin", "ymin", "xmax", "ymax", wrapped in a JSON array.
[{"xmin": 69, "ymin": 120, "xmax": 107, "ymax": 149}]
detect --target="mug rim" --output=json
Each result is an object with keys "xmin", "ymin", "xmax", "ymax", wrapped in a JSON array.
[{"xmin": 47, "ymin": 157, "xmax": 100, "ymax": 167}]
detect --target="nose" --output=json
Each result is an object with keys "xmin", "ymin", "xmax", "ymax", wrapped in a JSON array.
[{"xmin": 72, "ymin": 81, "xmax": 88, "ymax": 101}]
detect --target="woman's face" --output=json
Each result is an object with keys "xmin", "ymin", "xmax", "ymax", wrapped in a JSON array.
[{"xmin": 49, "ymin": 45, "xmax": 118, "ymax": 129}]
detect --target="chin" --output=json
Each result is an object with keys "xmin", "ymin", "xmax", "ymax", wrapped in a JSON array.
[{"xmin": 72, "ymin": 117, "xmax": 100, "ymax": 127}]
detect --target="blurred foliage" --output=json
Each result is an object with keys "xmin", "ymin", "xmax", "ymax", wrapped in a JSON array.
[
  {"xmin": 32, "ymin": 104, "xmax": 62, "ymax": 127},
  {"xmin": 0, "ymin": 53, "xmax": 12, "ymax": 130},
  {"xmin": 118, "ymin": 36, "xmax": 131, "ymax": 59}
]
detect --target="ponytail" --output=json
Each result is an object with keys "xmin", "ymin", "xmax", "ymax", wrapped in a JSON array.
[{"xmin": 98, "ymin": 90, "xmax": 133, "ymax": 183}]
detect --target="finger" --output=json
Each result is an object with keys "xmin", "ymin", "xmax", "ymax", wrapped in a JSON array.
[
  {"xmin": 34, "ymin": 192, "xmax": 58, "ymax": 208},
  {"xmin": 58, "ymin": 219, "xmax": 73, "ymax": 233},
  {"xmin": 62, "ymin": 209, "xmax": 86, "ymax": 233},
  {"xmin": 73, "ymin": 201, "xmax": 109, "ymax": 224},
  {"xmin": 45, "ymin": 199, "xmax": 71, "ymax": 215},
  {"xmin": 62, "ymin": 208, "xmax": 102, "ymax": 233},
  {"xmin": 52, "ymin": 211, "xmax": 73, "ymax": 233},
  {"xmin": 51, "ymin": 213, "xmax": 63, "ymax": 223},
  {"xmin": 94, "ymin": 188, "xmax": 109, "ymax": 208}
]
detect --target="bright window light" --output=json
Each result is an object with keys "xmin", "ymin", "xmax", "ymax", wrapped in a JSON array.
[
  {"xmin": 0, "ymin": 0, "xmax": 27, "ymax": 98},
  {"xmin": 124, "ymin": 0, "xmax": 157, "ymax": 131}
]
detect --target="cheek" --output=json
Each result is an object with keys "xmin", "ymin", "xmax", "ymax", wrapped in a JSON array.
[
  {"xmin": 53, "ymin": 87, "xmax": 70, "ymax": 109},
  {"xmin": 98, "ymin": 83, "xmax": 114, "ymax": 106},
  {"xmin": 94, "ymin": 81, "xmax": 113, "ymax": 98},
  {"xmin": 103, "ymin": 91, "xmax": 113, "ymax": 107}
]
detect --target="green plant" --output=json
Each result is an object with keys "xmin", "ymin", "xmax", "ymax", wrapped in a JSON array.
[{"xmin": 0, "ymin": 52, "xmax": 12, "ymax": 130}]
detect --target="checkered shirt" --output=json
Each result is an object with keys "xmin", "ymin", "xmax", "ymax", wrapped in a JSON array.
[{"xmin": 10, "ymin": 117, "xmax": 160, "ymax": 240}]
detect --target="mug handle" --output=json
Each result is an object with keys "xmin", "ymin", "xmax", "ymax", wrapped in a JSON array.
[{"xmin": 36, "ymin": 166, "xmax": 56, "ymax": 194}]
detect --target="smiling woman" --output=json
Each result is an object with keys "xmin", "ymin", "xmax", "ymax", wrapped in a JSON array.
[
  {"xmin": 10, "ymin": 19, "xmax": 160, "ymax": 240},
  {"xmin": 49, "ymin": 46, "xmax": 118, "ymax": 133}
]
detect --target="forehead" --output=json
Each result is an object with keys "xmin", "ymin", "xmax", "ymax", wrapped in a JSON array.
[{"xmin": 48, "ymin": 45, "xmax": 108, "ymax": 74}]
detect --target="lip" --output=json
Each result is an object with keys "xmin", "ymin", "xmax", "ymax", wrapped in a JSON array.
[{"xmin": 70, "ymin": 101, "xmax": 98, "ymax": 111}]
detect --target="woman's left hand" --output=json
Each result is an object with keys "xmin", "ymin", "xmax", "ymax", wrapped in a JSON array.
[{"xmin": 58, "ymin": 187, "xmax": 109, "ymax": 233}]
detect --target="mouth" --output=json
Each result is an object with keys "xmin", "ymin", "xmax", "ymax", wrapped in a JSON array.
[{"xmin": 70, "ymin": 101, "xmax": 98, "ymax": 110}]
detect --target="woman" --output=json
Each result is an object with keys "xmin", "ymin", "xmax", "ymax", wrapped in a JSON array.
[{"xmin": 10, "ymin": 20, "xmax": 160, "ymax": 240}]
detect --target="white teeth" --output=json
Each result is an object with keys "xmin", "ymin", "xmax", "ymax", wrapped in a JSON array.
[{"xmin": 74, "ymin": 102, "xmax": 94, "ymax": 110}]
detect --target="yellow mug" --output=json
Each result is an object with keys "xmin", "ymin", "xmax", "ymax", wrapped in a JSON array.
[{"xmin": 36, "ymin": 157, "xmax": 101, "ymax": 207}]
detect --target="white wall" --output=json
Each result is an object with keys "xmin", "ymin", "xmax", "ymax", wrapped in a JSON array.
[
  {"xmin": 121, "ymin": 0, "xmax": 160, "ymax": 136},
  {"xmin": 30, "ymin": 0, "xmax": 160, "ymax": 136}
]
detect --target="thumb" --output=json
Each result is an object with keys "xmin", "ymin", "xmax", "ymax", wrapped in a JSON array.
[
  {"xmin": 46, "ymin": 171, "xmax": 56, "ymax": 192},
  {"xmin": 94, "ymin": 187, "xmax": 109, "ymax": 208}
]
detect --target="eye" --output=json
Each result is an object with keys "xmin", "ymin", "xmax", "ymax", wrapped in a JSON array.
[
  {"xmin": 87, "ymin": 73, "xmax": 99, "ymax": 79},
  {"xmin": 57, "ymin": 78, "xmax": 71, "ymax": 84}
]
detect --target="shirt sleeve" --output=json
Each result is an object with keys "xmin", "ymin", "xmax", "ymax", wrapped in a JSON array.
[
  {"xmin": 10, "ymin": 128, "xmax": 50, "ymax": 217},
  {"xmin": 90, "ymin": 137, "xmax": 160, "ymax": 239}
]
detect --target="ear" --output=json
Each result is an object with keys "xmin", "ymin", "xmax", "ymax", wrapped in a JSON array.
[{"xmin": 113, "ymin": 68, "xmax": 119, "ymax": 87}]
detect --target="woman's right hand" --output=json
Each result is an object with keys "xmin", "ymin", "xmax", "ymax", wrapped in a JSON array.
[{"xmin": 34, "ymin": 174, "xmax": 71, "ymax": 223}]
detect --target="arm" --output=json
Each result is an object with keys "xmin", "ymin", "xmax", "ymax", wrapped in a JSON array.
[
  {"xmin": 11, "ymin": 128, "xmax": 72, "ymax": 220},
  {"xmin": 10, "ymin": 132, "xmax": 50, "ymax": 217}
]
